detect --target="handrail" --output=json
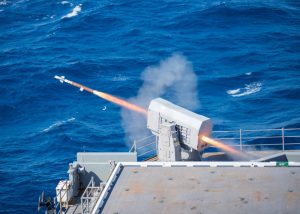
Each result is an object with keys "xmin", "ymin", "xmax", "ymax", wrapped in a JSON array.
[
  {"xmin": 129, "ymin": 141, "xmax": 136, "ymax": 152},
  {"xmin": 133, "ymin": 127, "xmax": 300, "ymax": 159},
  {"xmin": 138, "ymin": 148, "xmax": 157, "ymax": 157},
  {"xmin": 132, "ymin": 135, "xmax": 157, "ymax": 160},
  {"xmin": 214, "ymin": 128, "xmax": 300, "ymax": 132},
  {"xmin": 81, "ymin": 176, "xmax": 101, "ymax": 214},
  {"xmin": 55, "ymin": 180, "xmax": 69, "ymax": 214},
  {"xmin": 136, "ymin": 141, "xmax": 156, "ymax": 150},
  {"xmin": 212, "ymin": 127, "xmax": 300, "ymax": 151}
]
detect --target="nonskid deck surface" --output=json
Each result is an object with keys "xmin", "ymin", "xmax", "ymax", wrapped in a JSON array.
[
  {"xmin": 101, "ymin": 166, "xmax": 300, "ymax": 214},
  {"xmin": 65, "ymin": 196, "xmax": 82, "ymax": 214}
]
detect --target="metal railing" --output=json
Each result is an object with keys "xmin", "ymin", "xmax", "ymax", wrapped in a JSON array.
[
  {"xmin": 55, "ymin": 180, "xmax": 69, "ymax": 214},
  {"xmin": 81, "ymin": 177, "xmax": 102, "ymax": 214},
  {"xmin": 130, "ymin": 135, "xmax": 157, "ymax": 160},
  {"xmin": 212, "ymin": 128, "xmax": 300, "ymax": 151},
  {"xmin": 131, "ymin": 128, "xmax": 300, "ymax": 159}
]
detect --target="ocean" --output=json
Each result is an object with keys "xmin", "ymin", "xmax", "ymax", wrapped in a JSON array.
[{"xmin": 0, "ymin": 0, "xmax": 299, "ymax": 213}]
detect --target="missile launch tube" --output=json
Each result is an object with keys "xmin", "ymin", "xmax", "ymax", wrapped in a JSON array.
[{"xmin": 54, "ymin": 76, "xmax": 245, "ymax": 158}]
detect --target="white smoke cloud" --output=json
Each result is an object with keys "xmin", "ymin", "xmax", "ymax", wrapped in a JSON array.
[{"xmin": 121, "ymin": 53, "xmax": 200, "ymax": 144}]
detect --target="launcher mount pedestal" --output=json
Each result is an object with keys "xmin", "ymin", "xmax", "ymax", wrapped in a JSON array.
[{"xmin": 147, "ymin": 98, "xmax": 212, "ymax": 161}]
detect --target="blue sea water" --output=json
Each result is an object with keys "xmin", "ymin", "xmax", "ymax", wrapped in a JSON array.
[{"xmin": 0, "ymin": 0, "xmax": 299, "ymax": 213}]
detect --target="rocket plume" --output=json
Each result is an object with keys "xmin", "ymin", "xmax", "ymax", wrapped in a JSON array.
[
  {"xmin": 93, "ymin": 91, "xmax": 147, "ymax": 115},
  {"xmin": 54, "ymin": 75, "xmax": 246, "ymax": 158},
  {"xmin": 201, "ymin": 136, "xmax": 245, "ymax": 157},
  {"xmin": 54, "ymin": 76, "xmax": 147, "ymax": 116}
]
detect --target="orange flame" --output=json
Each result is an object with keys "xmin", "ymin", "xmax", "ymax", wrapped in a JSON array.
[
  {"xmin": 201, "ymin": 136, "xmax": 244, "ymax": 157},
  {"xmin": 93, "ymin": 91, "xmax": 148, "ymax": 116}
]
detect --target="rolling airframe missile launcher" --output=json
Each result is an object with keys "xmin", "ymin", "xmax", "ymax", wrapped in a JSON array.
[{"xmin": 38, "ymin": 77, "xmax": 300, "ymax": 214}]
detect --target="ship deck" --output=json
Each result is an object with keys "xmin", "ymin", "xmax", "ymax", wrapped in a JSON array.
[{"xmin": 94, "ymin": 162, "xmax": 300, "ymax": 214}]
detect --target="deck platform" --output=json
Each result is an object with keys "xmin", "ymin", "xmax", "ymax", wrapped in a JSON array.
[{"xmin": 96, "ymin": 162, "xmax": 300, "ymax": 214}]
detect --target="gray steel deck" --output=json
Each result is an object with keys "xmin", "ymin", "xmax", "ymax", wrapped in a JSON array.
[
  {"xmin": 101, "ymin": 165, "xmax": 300, "ymax": 214},
  {"xmin": 65, "ymin": 196, "xmax": 82, "ymax": 214}
]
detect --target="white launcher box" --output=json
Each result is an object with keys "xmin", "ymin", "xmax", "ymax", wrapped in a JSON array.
[{"xmin": 147, "ymin": 98, "xmax": 212, "ymax": 151}]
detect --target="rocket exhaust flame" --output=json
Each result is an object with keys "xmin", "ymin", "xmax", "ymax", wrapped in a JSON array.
[
  {"xmin": 54, "ymin": 76, "xmax": 147, "ymax": 116},
  {"xmin": 54, "ymin": 75, "xmax": 245, "ymax": 159},
  {"xmin": 93, "ymin": 91, "xmax": 147, "ymax": 115},
  {"xmin": 201, "ymin": 136, "xmax": 245, "ymax": 157}
]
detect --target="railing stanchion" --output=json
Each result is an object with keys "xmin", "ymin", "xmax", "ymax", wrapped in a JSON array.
[
  {"xmin": 240, "ymin": 129, "xmax": 243, "ymax": 151},
  {"xmin": 282, "ymin": 127, "xmax": 285, "ymax": 151},
  {"xmin": 66, "ymin": 186, "xmax": 68, "ymax": 209},
  {"xmin": 59, "ymin": 186, "xmax": 62, "ymax": 214},
  {"xmin": 54, "ymin": 197, "xmax": 57, "ymax": 214}
]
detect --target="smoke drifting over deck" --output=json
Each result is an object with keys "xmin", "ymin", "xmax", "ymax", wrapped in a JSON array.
[
  {"xmin": 54, "ymin": 70, "xmax": 245, "ymax": 158},
  {"xmin": 121, "ymin": 54, "xmax": 200, "ymax": 142}
]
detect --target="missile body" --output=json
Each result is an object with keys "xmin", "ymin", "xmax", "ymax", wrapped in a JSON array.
[
  {"xmin": 54, "ymin": 75, "xmax": 148, "ymax": 115},
  {"xmin": 54, "ymin": 75, "xmax": 93, "ymax": 93}
]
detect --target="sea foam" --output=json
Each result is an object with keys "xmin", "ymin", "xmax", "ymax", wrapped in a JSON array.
[
  {"xmin": 61, "ymin": 4, "xmax": 81, "ymax": 19},
  {"xmin": 42, "ymin": 117, "xmax": 75, "ymax": 133},
  {"xmin": 0, "ymin": 0, "xmax": 7, "ymax": 6},
  {"xmin": 61, "ymin": 1, "xmax": 69, "ymax": 5},
  {"xmin": 227, "ymin": 82, "xmax": 262, "ymax": 97},
  {"xmin": 112, "ymin": 74, "xmax": 128, "ymax": 82}
]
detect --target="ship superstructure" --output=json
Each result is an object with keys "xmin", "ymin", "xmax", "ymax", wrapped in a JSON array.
[{"xmin": 37, "ymin": 77, "xmax": 300, "ymax": 214}]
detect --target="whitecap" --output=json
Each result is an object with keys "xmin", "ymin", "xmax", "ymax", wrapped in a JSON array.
[
  {"xmin": 42, "ymin": 117, "xmax": 75, "ymax": 133},
  {"xmin": 245, "ymin": 72, "xmax": 252, "ymax": 76},
  {"xmin": 0, "ymin": 0, "xmax": 7, "ymax": 6},
  {"xmin": 112, "ymin": 74, "xmax": 128, "ymax": 82},
  {"xmin": 61, "ymin": 1, "xmax": 73, "ymax": 6},
  {"xmin": 227, "ymin": 82, "xmax": 262, "ymax": 97},
  {"xmin": 227, "ymin": 88, "xmax": 240, "ymax": 95},
  {"xmin": 61, "ymin": 4, "xmax": 81, "ymax": 19}
]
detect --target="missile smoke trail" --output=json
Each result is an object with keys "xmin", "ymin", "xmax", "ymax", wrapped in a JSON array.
[
  {"xmin": 54, "ymin": 76, "xmax": 147, "ymax": 116},
  {"xmin": 54, "ymin": 75, "xmax": 245, "ymax": 157},
  {"xmin": 93, "ymin": 91, "xmax": 147, "ymax": 115}
]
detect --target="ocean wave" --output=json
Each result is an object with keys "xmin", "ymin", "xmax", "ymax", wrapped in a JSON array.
[
  {"xmin": 61, "ymin": 4, "xmax": 81, "ymax": 19},
  {"xmin": 227, "ymin": 82, "xmax": 262, "ymax": 97},
  {"xmin": 272, "ymin": 88, "xmax": 300, "ymax": 100},
  {"xmin": 166, "ymin": 3, "xmax": 291, "ymax": 30},
  {"xmin": 112, "ymin": 74, "xmax": 128, "ymax": 82},
  {"xmin": 61, "ymin": 1, "xmax": 72, "ymax": 6},
  {"xmin": 1, "ymin": 1, "xmax": 300, "ymax": 212},
  {"xmin": 42, "ymin": 117, "xmax": 75, "ymax": 133},
  {"xmin": 0, "ymin": 0, "xmax": 7, "ymax": 6}
]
